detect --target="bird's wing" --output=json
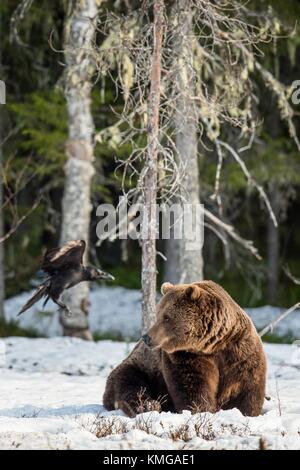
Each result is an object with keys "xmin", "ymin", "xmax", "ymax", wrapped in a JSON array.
[
  {"xmin": 41, "ymin": 240, "xmax": 86, "ymax": 275},
  {"xmin": 17, "ymin": 284, "xmax": 48, "ymax": 316}
]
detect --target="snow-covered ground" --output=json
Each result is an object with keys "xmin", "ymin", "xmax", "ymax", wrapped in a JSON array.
[
  {"xmin": 1, "ymin": 286, "xmax": 300, "ymax": 449},
  {"xmin": 4, "ymin": 286, "xmax": 300, "ymax": 340},
  {"xmin": 0, "ymin": 337, "xmax": 300, "ymax": 450}
]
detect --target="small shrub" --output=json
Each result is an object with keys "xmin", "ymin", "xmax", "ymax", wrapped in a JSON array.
[
  {"xmin": 170, "ymin": 423, "xmax": 191, "ymax": 442},
  {"xmin": 91, "ymin": 415, "xmax": 128, "ymax": 438},
  {"xmin": 136, "ymin": 388, "xmax": 166, "ymax": 414}
]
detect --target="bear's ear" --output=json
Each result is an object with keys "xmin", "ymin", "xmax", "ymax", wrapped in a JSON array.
[
  {"xmin": 185, "ymin": 284, "xmax": 202, "ymax": 301},
  {"xmin": 161, "ymin": 282, "xmax": 174, "ymax": 295}
]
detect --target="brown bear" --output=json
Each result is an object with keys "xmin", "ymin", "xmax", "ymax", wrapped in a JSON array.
[{"xmin": 103, "ymin": 280, "xmax": 266, "ymax": 417}]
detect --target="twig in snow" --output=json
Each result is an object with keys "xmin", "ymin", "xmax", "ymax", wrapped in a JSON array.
[{"xmin": 275, "ymin": 377, "xmax": 282, "ymax": 418}]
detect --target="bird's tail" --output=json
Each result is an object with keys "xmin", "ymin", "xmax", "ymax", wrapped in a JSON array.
[
  {"xmin": 17, "ymin": 284, "xmax": 48, "ymax": 316},
  {"xmin": 42, "ymin": 295, "xmax": 50, "ymax": 308}
]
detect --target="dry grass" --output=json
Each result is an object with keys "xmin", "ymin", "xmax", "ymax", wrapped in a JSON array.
[
  {"xmin": 82, "ymin": 393, "xmax": 249, "ymax": 444},
  {"xmin": 136, "ymin": 387, "xmax": 167, "ymax": 414},
  {"xmin": 95, "ymin": 418, "xmax": 128, "ymax": 439},
  {"xmin": 259, "ymin": 437, "xmax": 269, "ymax": 450},
  {"xmin": 169, "ymin": 413, "xmax": 216, "ymax": 442},
  {"xmin": 194, "ymin": 414, "xmax": 216, "ymax": 440},
  {"xmin": 87, "ymin": 410, "xmax": 227, "ymax": 442},
  {"xmin": 135, "ymin": 413, "xmax": 158, "ymax": 436},
  {"xmin": 169, "ymin": 423, "xmax": 191, "ymax": 442},
  {"xmin": 81, "ymin": 413, "xmax": 128, "ymax": 439}
]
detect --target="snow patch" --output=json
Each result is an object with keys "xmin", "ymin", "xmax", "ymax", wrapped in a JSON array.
[
  {"xmin": 0, "ymin": 338, "xmax": 299, "ymax": 449},
  {"xmin": 4, "ymin": 286, "xmax": 300, "ymax": 340}
]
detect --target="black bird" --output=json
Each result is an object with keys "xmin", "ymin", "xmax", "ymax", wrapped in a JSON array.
[{"xmin": 17, "ymin": 240, "xmax": 114, "ymax": 316}]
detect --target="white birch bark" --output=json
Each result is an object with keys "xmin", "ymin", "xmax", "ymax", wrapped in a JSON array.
[
  {"xmin": 59, "ymin": 0, "xmax": 101, "ymax": 339},
  {"xmin": 172, "ymin": 0, "xmax": 204, "ymax": 284},
  {"xmin": 163, "ymin": 236, "xmax": 180, "ymax": 284}
]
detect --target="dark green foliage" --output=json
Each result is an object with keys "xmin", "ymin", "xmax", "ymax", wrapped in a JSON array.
[
  {"xmin": 262, "ymin": 333, "xmax": 295, "ymax": 344},
  {"xmin": 0, "ymin": 317, "xmax": 39, "ymax": 338},
  {"xmin": 5, "ymin": 203, "xmax": 48, "ymax": 297},
  {"xmin": 93, "ymin": 331, "xmax": 135, "ymax": 342},
  {"xmin": 9, "ymin": 91, "xmax": 67, "ymax": 178},
  {"xmin": 106, "ymin": 264, "xmax": 141, "ymax": 290}
]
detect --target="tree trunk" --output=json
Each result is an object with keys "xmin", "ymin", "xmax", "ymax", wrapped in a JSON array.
[
  {"xmin": 164, "ymin": 0, "xmax": 203, "ymax": 284},
  {"xmin": 141, "ymin": 0, "xmax": 164, "ymax": 333},
  {"xmin": 0, "ymin": 139, "xmax": 4, "ymax": 320},
  {"xmin": 0, "ymin": 30, "xmax": 4, "ymax": 319},
  {"xmin": 163, "ymin": 236, "xmax": 180, "ymax": 284},
  {"xmin": 59, "ymin": 0, "xmax": 100, "ymax": 340},
  {"xmin": 265, "ymin": 96, "xmax": 280, "ymax": 305},
  {"xmin": 267, "ymin": 187, "xmax": 280, "ymax": 304}
]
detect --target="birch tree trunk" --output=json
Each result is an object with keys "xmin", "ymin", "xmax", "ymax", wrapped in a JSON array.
[
  {"xmin": 141, "ymin": 0, "xmax": 164, "ymax": 333},
  {"xmin": 163, "ymin": 236, "xmax": 180, "ymax": 284},
  {"xmin": 164, "ymin": 0, "xmax": 203, "ymax": 284},
  {"xmin": 59, "ymin": 0, "xmax": 100, "ymax": 340}
]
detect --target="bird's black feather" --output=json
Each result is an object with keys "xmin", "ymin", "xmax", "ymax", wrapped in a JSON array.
[
  {"xmin": 17, "ymin": 239, "xmax": 114, "ymax": 317},
  {"xmin": 41, "ymin": 240, "xmax": 86, "ymax": 275},
  {"xmin": 17, "ymin": 284, "xmax": 49, "ymax": 316}
]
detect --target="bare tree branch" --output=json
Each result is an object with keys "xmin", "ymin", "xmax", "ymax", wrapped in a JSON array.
[
  {"xmin": 0, "ymin": 196, "xmax": 41, "ymax": 244},
  {"xmin": 218, "ymin": 139, "xmax": 278, "ymax": 227},
  {"xmin": 204, "ymin": 207, "xmax": 262, "ymax": 260},
  {"xmin": 259, "ymin": 302, "xmax": 300, "ymax": 338},
  {"xmin": 10, "ymin": 0, "xmax": 34, "ymax": 46},
  {"xmin": 283, "ymin": 265, "xmax": 300, "ymax": 286}
]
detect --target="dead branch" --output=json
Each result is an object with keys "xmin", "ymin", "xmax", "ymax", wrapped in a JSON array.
[
  {"xmin": 210, "ymin": 139, "xmax": 224, "ymax": 215},
  {"xmin": 10, "ymin": 0, "xmax": 34, "ymax": 46},
  {"xmin": 259, "ymin": 302, "xmax": 300, "ymax": 338},
  {"xmin": 141, "ymin": 0, "xmax": 164, "ymax": 332},
  {"xmin": 91, "ymin": 0, "xmax": 298, "ymax": 273},
  {"xmin": 218, "ymin": 139, "xmax": 278, "ymax": 227},
  {"xmin": 0, "ymin": 152, "xmax": 47, "ymax": 244},
  {"xmin": 283, "ymin": 265, "xmax": 300, "ymax": 286},
  {"xmin": 95, "ymin": 192, "xmax": 141, "ymax": 246},
  {"xmin": 0, "ymin": 196, "xmax": 41, "ymax": 244},
  {"xmin": 204, "ymin": 207, "xmax": 261, "ymax": 260},
  {"xmin": 204, "ymin": 221, "xmax": 230, "ymax": 265}
]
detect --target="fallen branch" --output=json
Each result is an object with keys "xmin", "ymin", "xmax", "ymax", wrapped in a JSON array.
[{"xmin": 259, "ymin": 302, "xmax": 300, "ymax": 338}]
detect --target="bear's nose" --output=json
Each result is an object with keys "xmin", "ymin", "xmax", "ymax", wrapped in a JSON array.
[{"xmin": 142, "ymin": 334, "xmax": 152, "ymax": 347}]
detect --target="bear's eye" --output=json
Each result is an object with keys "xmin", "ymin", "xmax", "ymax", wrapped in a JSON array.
[{"xmin": 164, "ymin": 316, "xmax": 170, "ymax": 322}]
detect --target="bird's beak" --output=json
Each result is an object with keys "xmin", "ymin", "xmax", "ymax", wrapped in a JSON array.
[{"xmin": 97, "ymin": 270, "xmax": 115, "ymax": 281}]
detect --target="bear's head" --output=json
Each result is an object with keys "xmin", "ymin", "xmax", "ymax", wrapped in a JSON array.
[{"xmin": 143, "ymin": 281, "xmax": 238, "ymax": 354}]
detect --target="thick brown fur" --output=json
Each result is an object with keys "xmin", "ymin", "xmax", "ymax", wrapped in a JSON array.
[{"xmin": 103, "ymin": 280, "xmax": 266, "ymax": 417}]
